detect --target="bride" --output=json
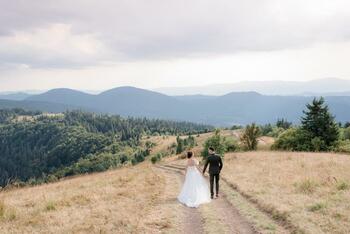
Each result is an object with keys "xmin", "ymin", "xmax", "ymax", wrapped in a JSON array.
[{"xmin": 177, "ymin": 151, "xmax": 211, "ymax": 208}]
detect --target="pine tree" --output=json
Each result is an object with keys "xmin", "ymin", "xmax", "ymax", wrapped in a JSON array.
[
  {"xmin": 301, "ymin": 97, "xmax": 339, "ymax": 150},
  {"xmin": 176, "ymin": 136, "xmax": 184, "ymax": 154}
]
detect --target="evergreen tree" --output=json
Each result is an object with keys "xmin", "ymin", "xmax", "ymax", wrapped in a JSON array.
[
  {"xmin": 301, "ymin": 97, "xmax": 339, "ymax": 150},
  {"xmin": 176, "ymin": 136, "xmax": 184, "ymax": 154},
  {"xmin": 276, "ymin": 118, "xmax": 292, "ymax": 130}
]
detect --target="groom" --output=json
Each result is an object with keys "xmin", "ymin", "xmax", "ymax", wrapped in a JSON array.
[{"xmin": 203, "ymin": 147, "xmax": 223, "ymax": 199}]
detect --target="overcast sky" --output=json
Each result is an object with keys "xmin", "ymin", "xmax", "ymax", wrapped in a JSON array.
[{"xmin": 1, "ymin": 0, "xmax": 350, "ymax": 92}]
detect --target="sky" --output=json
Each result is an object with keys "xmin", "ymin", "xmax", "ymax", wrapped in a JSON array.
[{"xmin": 0, "ymin": 0, "xmax": 350, "ymax": 92}]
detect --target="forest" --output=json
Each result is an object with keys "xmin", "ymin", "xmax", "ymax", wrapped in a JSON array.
[{"xmin": 0, "ymin": 109, "xmax": 213, "ymax": 187}]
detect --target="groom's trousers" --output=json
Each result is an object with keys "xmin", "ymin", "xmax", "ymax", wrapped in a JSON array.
[{"xmin": 209, "ymin": 173, "xmax": 220, "ymax": 196}]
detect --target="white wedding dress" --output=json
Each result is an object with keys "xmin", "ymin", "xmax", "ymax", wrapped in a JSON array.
[{"xmin": 177, "ymin": 159, "xmax": 211, "ymax": 208}]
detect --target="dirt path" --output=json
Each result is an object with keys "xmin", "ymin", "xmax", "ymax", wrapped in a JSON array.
[
  {"xmin": 156, "ymin": 165, "xmax": 204, "ymax": 234},
  {"xmin": 156, "ymin": 163, "xmax": 257, "ymax": 234}
]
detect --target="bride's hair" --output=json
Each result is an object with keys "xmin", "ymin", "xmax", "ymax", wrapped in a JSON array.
[{"xmin": 187, "ymin": 151, "xmax": 193, "ymax": 158}]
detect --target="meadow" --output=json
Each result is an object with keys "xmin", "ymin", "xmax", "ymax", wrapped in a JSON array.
[
  {"xmin": 0, "ymin": 163, "xmax": 164, "ymax": 233},
  {"xmin": 222, "ymin": 151, "xmax": 350, "ymax": 234}
]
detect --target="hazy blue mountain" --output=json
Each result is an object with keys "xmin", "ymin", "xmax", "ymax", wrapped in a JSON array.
[
  {"xmin": 26, "ymin": 86, "xmax": 188, "ymax": 119},
  {"xmin": 155, "ymin": 78, "xmax": 350, "ymax": 96},
  {"xmin": 1, "ymin": 86, "xmax": 349, "ymax": 126},
  {"xmin": 0, "ymin": 99, "xmax": 89, "ymax": 113},
  {"xmin": 300, "ymin": 91, "xmax": 350, "ymax": 96},
  {"xmin": 27, "ymin": 88, "xmax": 95, "ymax": 107},
  {"xmin": 0, "ymin": 92, "xmax": 32, "ymax": 100}
]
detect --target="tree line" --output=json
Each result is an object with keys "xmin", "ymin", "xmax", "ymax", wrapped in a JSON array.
[{"xmin": 0, "ymin": 109, "xmax": 213, "ymax": 187}]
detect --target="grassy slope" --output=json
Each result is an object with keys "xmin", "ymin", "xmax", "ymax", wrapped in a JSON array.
[
  {"xmin": 222, "ymin": 151, "xmax": 350, "ymax": 234},
  {"xmin": 1, "ymin": 131, "xmax": 350, "ymax": 233},
  {"xmin": 0, "ymin": 163, "xmax": 164, "ymax": 233}
]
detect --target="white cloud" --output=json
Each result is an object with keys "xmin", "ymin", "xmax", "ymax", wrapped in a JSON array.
[
  {"xmin": 0, "ymin": 24, "xmax": 113, "ymax": 68},
  {"xmin": 0, "ymin": 0, "xmax": 350, "ymax": 90}
]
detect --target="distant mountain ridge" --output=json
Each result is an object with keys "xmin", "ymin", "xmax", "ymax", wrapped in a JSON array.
[
  {"xmin": 155, "ymin": 78, "xmax": 350, "ymax": 96},
  {"xmin": 1, "ymin": 84, "xmax": 350, "ymax": 126},
  {"xmin": 0, "ymin": 92, "xmax": 32, "ymax": 101}
]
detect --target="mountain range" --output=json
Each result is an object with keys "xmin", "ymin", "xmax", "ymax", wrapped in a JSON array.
[
  {"xmin": 1, "ymin": 85, "xmax": 350, "ymax": 126},
  {"xmin": 155, "ymin": 78, "xmax": 350, "ymax": 96}
]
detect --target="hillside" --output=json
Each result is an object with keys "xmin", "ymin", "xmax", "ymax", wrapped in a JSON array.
[
  {"xmin": 0, "ymin": 109, "xmax": 212, "ymax": 187},
  {"xmin": 2, "ymin": 86, "xmax": 350, "ymax": 126},
  {"xmin": 1, "ymin": 132, "xmax": 349, "ymax": 233},
  {"xmin": 0, "ymin": 99, "xmax": 84, "ymax": 113}
]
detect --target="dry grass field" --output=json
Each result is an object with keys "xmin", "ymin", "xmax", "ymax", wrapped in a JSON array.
[
  {"xmin": 0, "ymin": 163, "xmax": 164, "ymax": 233},
  {"xmin": 2, "ymin": 131, "xmax": 350, "ymax": 234},
  {"xmin": 222, "ymin": 151, "xmax": 350, "ymax": 234}
]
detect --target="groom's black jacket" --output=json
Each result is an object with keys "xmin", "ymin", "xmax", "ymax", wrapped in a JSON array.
[{"xmin": 203, "ymin": 154, "xmax": 223, "ymax": 175}]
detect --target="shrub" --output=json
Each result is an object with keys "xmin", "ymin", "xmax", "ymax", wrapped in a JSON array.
[
  {"xmin": 335, "ymin": 140, "xmax": 350, "ymax": 153},
  {"xmin": 120, "ymin": 154, "xmax": 129, "ymax": 164},
  {"xmin": 260, "ymin": 124, "xmax": 273, "ymax": 136},
  {"xmin": 176, "ymin": 135, "xmax": 196, "ymax": 154},
  {"xmin": 337, "ymin": 181, "xmax": 349, "ymax": 191},
  {"xmin": 272, "ymin": 128, "xmax": 312, "ymax": 151},
  {"xmin": 240, "ymin": 123, "xmax": 260, "ymax": 150},
  {"xmin": 151, "ymin": 153, "xmax": 162, "ymax": 164},
  {"xmin": 267, "ymin": 127, "xmax": 285, "ymax": 138},
  {"xmin": 343, "ymin": 127, "xmax": 350, "ymax": 140},
  {"xmin": 201, "ymin": 130, "xmax": 226, "ymax": 158},
  {"xmin": 231, "ymin": 125, "xmax": 243, "ymax": 130},
  {"xmin": 151, "ymin": 156, "xmax": 158, "ymax": 164},
  {"xmin": 224, "ymin": 137, "xmax": 238, "ymax": 152},
  {"xmin": 311, "ymin": 137, "xmax": 325, "ymax": 152},
  {"xmin": 46, "ymin": 175, "xmax": 58, "ymax": 183}
]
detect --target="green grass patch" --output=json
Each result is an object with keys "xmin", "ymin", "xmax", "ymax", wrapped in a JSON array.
[
  {"xmin": 45, "ymin": 201, "xmax": 56, "ymax": 211},
  {"xmin": 336, "ymin": 181, "xmax": 349, "ymax": 191},
  {"xmin": 307, "ymin": 202, "xmax": 327, "ymax": 212},
  {"xmin": 295, "ymin": 179, "xmax": 318, "ymax": 194}
]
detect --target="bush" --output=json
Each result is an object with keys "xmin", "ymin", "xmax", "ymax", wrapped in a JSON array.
[
  {"xmin": 151, "ymin": 153, "xmax": 162, "ymax": 164},
  {"xmin": 240, "ymin": 123, "xmax": 260, "ymax": 150},
  {"xmin": 176, "ymin": 135, "xmax": 196, "ymax": 154},
  {"xmin": 224, "ymin": 137, "xmax": 238, "ymax": 152},
  {"xmin": 335, "ymin": 140, "xmax": 350, "ymax": 153},
  {"xmin": 231, "ymin": 125, "xmax": 243, "ymax": 130},
  {"xmin": 267, "ymin": 127, "xmax": 285, "ymax": 138},
  {"xmin": 343, "ymin": 127, "xmax": 350, "ymax": 140},
  {"xmin": 311, "ymin": 137, "xmax": 325, "ymax": 152},
  {"xmin": 201, "ymin": 130, "xmax": 226, "ymax": 158},
  {"xmin": 272, "ymin": 128, "xmax": 312, "ymax": 151},
  {"xmin": 151, "ymin": 156, "xmax": 158, "ymax": 164},
  {"xmin": 260, "ymin": 124, "xmax": 273, "ymax": 136}
]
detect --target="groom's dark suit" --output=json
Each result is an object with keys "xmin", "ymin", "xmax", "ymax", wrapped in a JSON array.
[{"xmin": 203, "ymin": 153, "xmax": 223, "ymax": 197}]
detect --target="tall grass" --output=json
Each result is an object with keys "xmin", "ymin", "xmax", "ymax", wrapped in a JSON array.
[{"xmin": 0, "ymin": 200, "xmax": 4, "ymax": 218}]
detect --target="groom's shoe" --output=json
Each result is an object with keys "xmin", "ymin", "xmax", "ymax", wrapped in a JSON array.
[
  {"xmin": 215, "ymin": 194, "xmax": 219, "ymax": 199},
  {"xmin": 211, "ymin": 195, "xmax": 214, "ymax": 199}
]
